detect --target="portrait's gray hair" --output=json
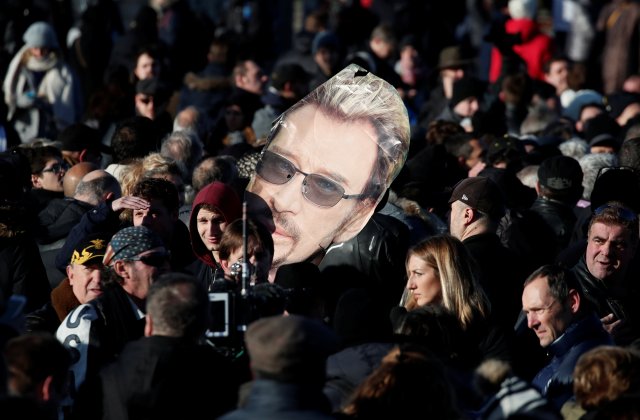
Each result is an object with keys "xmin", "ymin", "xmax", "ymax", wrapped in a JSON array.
[
  {"xmin": 266, "ymin": 64, "xmax": 410, "ymax": 203},
  {"xmin": 579, "ymin": 152, "xmax": 618, "ymax": 200}
]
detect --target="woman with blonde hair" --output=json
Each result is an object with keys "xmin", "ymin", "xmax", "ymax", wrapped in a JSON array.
[
  {"xmin": 395, "ymin": 234, "xmax": 510, "ymax": 370},
  {"xmin": 120, "ymin": 153, "xmax": 185, "ymax": 202},
  {"xmin": 402, "ymin": 234, "xmax": 489, "ymax": 329}
]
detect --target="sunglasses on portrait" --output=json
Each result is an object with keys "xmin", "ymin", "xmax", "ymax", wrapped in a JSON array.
[
  {"xmin": 126, "ymin": 252, "xmax": 171, "ymax": 267},
  {"xmin": 41, "ymin": 162, "xmax": 69, "ymax": 174},
  {"xmin": 255, "ymin": 150, "xmax": 368, "ymax": 207}
]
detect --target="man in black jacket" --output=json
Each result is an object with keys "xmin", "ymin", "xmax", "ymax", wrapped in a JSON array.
[
  {"xmin": 571, "ymin": 202, "xmax": 640, "ymax": 344},
  {"xmin": 56, "ymin": 226, "xmax": 170, "ymax": 411},
  {"xmin": 72, "ymin": 272, "xmax": 237, "ymax": 419},
  {"xmin": 448, "ymin": 176, "xmax": 524, "ymax": 329}
]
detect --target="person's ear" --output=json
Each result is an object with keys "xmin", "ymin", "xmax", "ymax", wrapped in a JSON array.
[
  {"xmin": 567, "ymin": 289, "xmax": 581, "ymax": 314},
  {"xmin": 31, "ymin": 173, "xmax": 42, "ymax": 188},
  {"xmin": 144, "ymin": 314, "xmax": 153, "ymax": 337},
  {"xmin": 66, "ymin": 265, "xmax": 74, "ymax": 284},
  {"xmin": 333, "ymin": 203, "xmax": 376, "ymax": 244},
  {"xmin": 113, "ymin": 260, "xmax": 128, "ymax": 283},
  {"xmin": 219, "ymin": 258, "xmax": 231, "ymax": 274},
  {"xmin": 39, "ymin": 375, "xmax": 54, "ymax": 402},
  {"xmin": 79, "ymin": 148, "xmax": 88, "ymax": 162},
  {"xmin": 464, "ymin": 207, "xmax": 475, "ymax": 224}
]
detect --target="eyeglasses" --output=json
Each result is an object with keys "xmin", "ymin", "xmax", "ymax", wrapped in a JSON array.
[
  {"xmin": 41, "ymin": 162, "xmax": 68, "ymax": 174},
  {"xmin": 256, "ymin": 150, "xmax": 366, "ymax": 207},
  {"xmin": 126, "ymin": 252, "xmax": 170, "ymax": 267},
  {"xmin": 593, "ymin": 204, "xmax": 638, "ymax": 221}
]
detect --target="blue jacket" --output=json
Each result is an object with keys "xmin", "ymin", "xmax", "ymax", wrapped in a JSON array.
[{"xmin": 532, "ymin": 313, "xmax": 612, "ymax": 409}]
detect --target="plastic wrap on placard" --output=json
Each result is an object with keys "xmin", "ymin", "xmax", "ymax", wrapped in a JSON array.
[{"xmin": 246, "ymin": 64, "xmax": 410, "ymax": 272}]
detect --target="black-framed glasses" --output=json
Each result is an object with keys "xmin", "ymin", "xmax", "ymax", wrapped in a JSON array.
[
  {"xmin": 256, "ymin": 150, "xmax": 366, "ymax": 207},
  {"xmin": 41, "ymin": 162, "xmax": 68, "ymax": 174},
  {"xmin": 126, "ymin": 252, "xmax": 170, "ymax": 267},
  {"xmin": 593, "ymin": 204, "xmax": 638, "ymax": 221}
]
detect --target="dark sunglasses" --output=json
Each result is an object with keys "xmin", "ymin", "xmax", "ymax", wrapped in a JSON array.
[
  {"xmin": 593, "ymin": 204, "xmax": 638, "ymax": 221},
  {"xmin": 126, "ymin": 252, "xmax": 170, "ymax": 267},
  {"xmin": 256, "ymin": 150, "xmax": 366, "ymax": 207},
  {"xmin": 41, "ymin": 162, "xmax": 68, "ymax": 174}
]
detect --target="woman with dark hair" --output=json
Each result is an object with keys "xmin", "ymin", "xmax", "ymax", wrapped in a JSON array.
[{"xmin": 21, "ymin": 144, "xmax": 67, "ymax": 214}]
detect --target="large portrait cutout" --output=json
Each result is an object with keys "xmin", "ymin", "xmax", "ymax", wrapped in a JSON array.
[{"xmin": 246, "ymin": 64, "xmax": 410, "ymax": 275}]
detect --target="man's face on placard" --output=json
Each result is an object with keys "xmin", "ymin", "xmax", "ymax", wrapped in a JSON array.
[{"xmin": 246, "ymin": 104, "xmax": 378, "ymax": 269}]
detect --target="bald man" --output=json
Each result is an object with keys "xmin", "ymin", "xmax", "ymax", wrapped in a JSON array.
[
  {"xmin": 38, "ymin": 170, "xmax": 122, "ymax": 287},
  {"xmin": 40, "ymin": 170, "xmax": 122, "ymax": 241},
  {"xmin": 63, "ymin": 162, "xmax": 99, "ymax": 198}
]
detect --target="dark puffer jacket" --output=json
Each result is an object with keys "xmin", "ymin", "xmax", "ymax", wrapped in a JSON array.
[{"xmin": 531, "ymin": 313, "xmax": 612, "ymax": 409}]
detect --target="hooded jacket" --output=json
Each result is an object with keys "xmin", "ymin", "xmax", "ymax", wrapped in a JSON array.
[
  {"xmin": 489, "ymin": 18, "xmax": 553, "ymax": 82},
  {"xmin": 187, "ymin": 182, "xmax": 242, "ymax": 289}
]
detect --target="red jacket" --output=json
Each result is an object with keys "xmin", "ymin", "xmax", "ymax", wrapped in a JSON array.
[{"xmin": 489, "ymin": 18, "xmax": 553, "ymax": 82}]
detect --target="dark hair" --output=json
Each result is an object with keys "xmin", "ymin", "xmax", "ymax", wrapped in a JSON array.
[
  {"xmin": 131, "ymin": 177, "xmax": 179, "ymax": 214},
  {"xmin": 425, "ymin": 120, "xmax": 465, "ymax": 146},
  {"xmin": 619, "ymin": 137, "xmax": 640, "ymax": 171},
  {"xmin": 218, "ymin": 218, "xmax": 274, "ymax": 262},
  {"xmin": 146, "ymin": 272, "xmax": 208, "ymax": 340},
  {"xmin": 523, "ymin": 264, "xmax": 581, "ymax": 304},
  {"xmin": 1, "ymin": 148, "xmax": 32, "ymax": 202},
  {"xmin": 588, "ymin": 202, "xmax": 639, "ymax": 244},
  {"xmin": 443, "ymin": 132, "xmax": 476, "ymax": 159},
  {"xmin": 342, "ymin": 345, "xmax": 459, "ymax": 419},
  {"xmin": 4, "ymin": 332, "xmax": 71, "ymax": 397},
  {"xmin": 20, "ymin": 145, "xmax": 63, "ymax": 174},
  {"xmin": 542, "ymin": 54, "xmax": 570, "ymax": 75},
  {"xmin": 111, "ymin": 117, "xmax": 158, "ymax": 163}
]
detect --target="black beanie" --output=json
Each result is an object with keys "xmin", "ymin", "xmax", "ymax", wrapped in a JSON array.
[{"xmin": 450, "ymin": 77, "xmax": 484, "ymax": 108}]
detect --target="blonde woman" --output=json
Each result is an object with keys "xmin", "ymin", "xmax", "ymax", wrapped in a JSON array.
[{"xmin": 397, "ymin": 234, "xmax": 510, "ymax": 367}]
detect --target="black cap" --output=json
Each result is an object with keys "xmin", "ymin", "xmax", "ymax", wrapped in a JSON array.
[
  {"xmin": 538, "ymin": 155, "xmax": 583, "ymax": 191},
  {"xmin": 448, "ymin": 176, "xmax": 505, "ymax": 219},
  {"xmin": 584, "ymin": 113, "xmax": 621, "ymax": 150}
]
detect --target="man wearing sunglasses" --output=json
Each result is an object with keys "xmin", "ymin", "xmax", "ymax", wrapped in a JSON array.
[
  {"xmin": 246, "ymin": 64, "xmax": 410, "ymax": 278},
  {"xmin": 571, "ymin": 202, "xmax": 640, "ymax": 345},
  {"xmin": 56, "ymin": 226, "xmax": 170, "ymax": 408}
]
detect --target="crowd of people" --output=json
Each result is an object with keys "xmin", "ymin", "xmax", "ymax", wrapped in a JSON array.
[{"xmin": 2, "ymin": 0, "xmax": 640, "ymax": 419}]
